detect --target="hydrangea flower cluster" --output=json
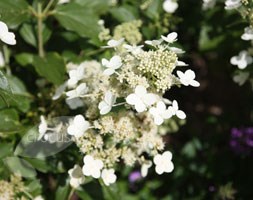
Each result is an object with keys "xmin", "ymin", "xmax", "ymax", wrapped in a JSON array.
[
  {"xmin": 0, "ymin": 175, "xmax": 43, "ymax": 200},
  {"xmin": 47, "ymin": 31, "xmax": 199, "ymax": 188}
]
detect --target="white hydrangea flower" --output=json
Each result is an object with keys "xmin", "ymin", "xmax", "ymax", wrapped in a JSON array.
[
  {"xmin": 230, "ymin": 50, "xmax": 253, "ymax": 69},
  {"xmin": 145, "ymin": 39, "xmax": 162, "ymax": 47},
  {"xmin": 102, "ymin": 38, "xmax": 124, "ymax": 48},
  {"xmin": 0, "ymin": 51, "xmax": 5, "ymax": 67},
  {"xmin": 126, "ymin": 85, "xmax": 157, "ymax": 113},
  {"xmin": 67, "ymin": 65, "xmax": 85, "ymax": 88},
  {"xmin": 65, "ymin": 98, "xmax": 84, "ymax": 110},
  {"xmin": 149, "ymin": 101, "xmax": 173, "ymax": 125},
  {"xmin": 123, "ymin": 44, "xmax": 144, "ymax": 55},
  {"xmin": 66, "ymin": 83, "xmax": 88, "ymax": 99},
  {"xmin": 98, "ymin": 19, "xmax": 105, "ymax": 26},
  {"xmin": 224, "ymin": 0, "xmax": 241, "ymax": 10},
  {"xmin": 101, "ymin": 169, "xmax": 117, "ymax": 186},
  {"xmin": 141, "ymin": 160, "xmax": 152, "ymax": 177},
  {"xmin": 153, "ymin": 151, "xmax": 174, "ymax": 175},
  {"xmin": 66, "ymin": 62, "xmax": 79, "ymax": 71},
  {"xmin": 52, "ymin": 82, "xmax": 67, "ymax": 100},
  {"xmin": 68, "ymin": 165, "xmax": 85, "ymax": 188},
  {"xmin": 241, "ymin": 27, "xmax": 253, "ymax": 41},
  {"xmin": 161, "ymin": 32, "xmax": 178, "ymax": 43},
  {"xmin": 177, "ymin": 69, "xmax": 200, "ymax": 87},
  {"xmin": 58, "ymin": 0, "xmax": 70, "ymax": 4},
  {"xmin": 0, "ymin": 21, "xmax": 16, "ymax": 45},
  {"xmin": 98, "ymin": 91, "xmax": 116, "ymax": 115},
  {"xmin": 102, "ymin": 55, "xmax": 122, "ymax": 76},
  {"xmin": 82, "ymin": 155, "xmax": 104, "ymax": 179},
  {"xmin": 163, "ymin": 0, "xmax": 178, "ymax": 13},
  {"xmin": 202, "ymin": 0, "xmax": 216, "ymax": 10},
  {"xmin": 169, "ymin": 100, "xmax": 186, "ymax": 119},
  {"xmin": 67, "ymin": 115, "xmax": 90, "ymax": 138},
  {"xmin": 38, "ymin": 116, "xmax": 48, "ymax": 140},
  {"xmin": 33, "ymin": 196, "xmax": 44, "ymax": 200},
  {"xmin": 154, "ymin": 151, "xmax": 174, "ymax": 175},
  {"xmin": 233, "ymin": 71, "xmax": 250, "ymax": 86}
]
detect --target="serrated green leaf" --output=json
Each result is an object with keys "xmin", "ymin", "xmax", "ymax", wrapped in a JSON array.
[
  {"xmin": 54, "ymin": 3, "xmax": 100, "ymax": 39},
  {"xmin": 33, "ymin": 53, "xmax": 66, "ymax": 85},
  {"xmin": 0, "ymin": 0, "xmax": 30, "ymax": 28}
]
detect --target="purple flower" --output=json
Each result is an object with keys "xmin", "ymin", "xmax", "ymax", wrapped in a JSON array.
[
  {"xmin": 230, "ymin": 127, "xmax": 253, "ymax": 155},
  {"xmin": 128, "ymin": 171, "xmax": 142, "ymax": 183}
]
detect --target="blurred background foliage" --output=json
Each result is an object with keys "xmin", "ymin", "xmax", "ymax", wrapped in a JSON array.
[{"xmin": 0, "ymin": 0, "xmax": 252, "ymax": 199}]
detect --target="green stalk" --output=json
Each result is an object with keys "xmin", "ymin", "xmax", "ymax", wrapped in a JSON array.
[
  {"xmin": 37, "ymin": 3, "xmax": 45, "ymax": 57},
  {"xmin": 68, "ymin": 187, "xmax": 75, "ymax": 200},
  {"xmin": 43, "ymin": 0, "xmax": 56, "ymax": 15}
]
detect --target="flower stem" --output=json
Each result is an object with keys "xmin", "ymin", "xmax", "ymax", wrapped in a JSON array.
[
  {"xmin": 68, "ymin": 187, "xmax": 75, "ymax": 200},
  {"xmin": 43, "ymin": 0, "xmax": 56, "ymax": 15},
  {"xmin": 113, "ymin": 102, "xmax": 126, "ymax": 107},
  {"xmin": 37, "ymin": 3, "xmax": 45, "ymax": 58}
]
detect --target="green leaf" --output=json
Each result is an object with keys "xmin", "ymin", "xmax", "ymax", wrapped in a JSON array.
[
  {"xmin": 26, "ymin": 179, "xmax": 43, "ymax": 196},
  {"xmin": 145, "ymin": 0, "xmax": 161, "ymax": 20},
  {"xmin": 0, "ymin": 71, "xmax": 11, "ymax": 92},
  {"xmin": 20, "ymin": 23, "xmax": 37, "ymax": 47},
  {"xmin": 110, "ymin": 6, "xmax": 136, "ymax": 22},
  {"xmin": 7, "ymin": 75, "xmax": 29, "ymax": 95},
  {"xmin": 0, "ymin": 108, "xmax": 21, "ymax": 133},
  {"xmin": 54, "ymin": 3, "xmax": 100, "ymax": 39},
  {"xmin": 0, "ymin": 143, "xmax": 13, "ymax": 159},
  {"xmin": 0, "ymin": 74, "xmax": 32, "ymax": 112},
  {"xmin": 199, "ymin": 25, "xmax": 225, "ymax": 51},
  {"xmin": 76, "ymin": 189, "xmax": 93, "ymax": 200},
  {"xmin": 0, "ymin": 0, "xmax": 30, "ymax": 28},
  {"xmin": 15, "ymin": 53, "xmax": 34, "ymax": 66},
  {"xmin": 3, "ymin": 156, "xmax": 37, "ymax": 178},
  {"xmin": 55, "ymin": 184, "xmax": 70, "ymax": 200},
  {"xmin": 42, "ymin": 24, "xmax": 53, "ymax": 44},
  {"xmin": 83, "ymin": 181, "xmax": 105, "ymax": 200},
  {"xmin": 20, "ymin": 23, "xmax": 52, "ymax": 47},
  {"xmin": 0, "ymin": 94, "xmax": 31, "ymax": 112},
  {"xmin": 75, "ymin": 0, "xmax": 109, "ymax": 14},
  {"xmin": 33, "ymin": 53, "xmax": 66, "ymax": 85},
  {"xmin": 25, "ymin": 158, "xmax": 52, "ymax": 173}
]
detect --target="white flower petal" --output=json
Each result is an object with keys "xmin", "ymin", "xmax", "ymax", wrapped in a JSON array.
[
  {"xmin": 176, "ymin": 110, "xmax": 186, "ymax": 119},
  {"xmin": 126, "ymin": 94, "xmax": 138, "ymax": 105},
  {"xmin": 163, "ymin": 0, "xmax": 178, "ymax": 13}
]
